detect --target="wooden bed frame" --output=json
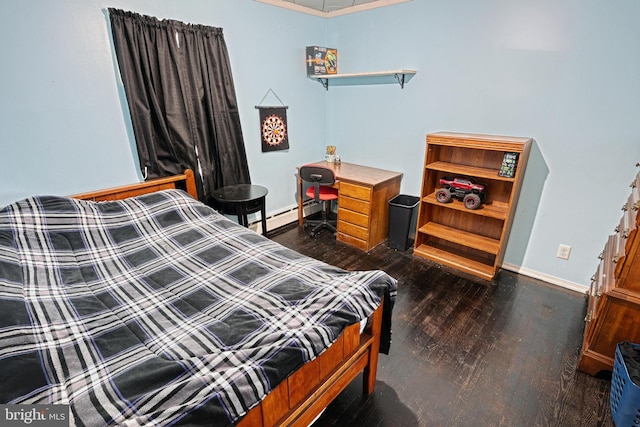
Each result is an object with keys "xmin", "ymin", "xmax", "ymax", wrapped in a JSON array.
[
  {"xmin": 71, "ymin": 170, "xmax": 384, "ymax": 427},
  {"xmin": 72, "ymin": 169, "xmax": 199, "ymax": 201}
]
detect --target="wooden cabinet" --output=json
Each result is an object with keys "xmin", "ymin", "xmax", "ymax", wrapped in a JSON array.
[
  {"xmin": 578, "ymin": 168, "xmax": 640, "ymax": 376},
  {"xmin": 336, "ymin": 167, "xmax": 402, "ymax": 252},
  {"xmin": 413, "ymin": 132, "xmax": 532, "ymax": 281}
]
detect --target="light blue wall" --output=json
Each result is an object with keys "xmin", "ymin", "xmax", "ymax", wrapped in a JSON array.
[
  {"xmin": 0, "ymin": 0, "xmax": 326, "ymax": 213},
  {"xmin": 325, "ymin": 0, "xmax": 640, "ymax": 288},
  {"xmin": 1, "ymin": 0, "xmax": 639, "ymax": 288}
]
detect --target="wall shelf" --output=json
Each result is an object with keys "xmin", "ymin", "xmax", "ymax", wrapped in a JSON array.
[{"xmin": 310, "ymin": 69, "xmax": 417, "ymax": 90}]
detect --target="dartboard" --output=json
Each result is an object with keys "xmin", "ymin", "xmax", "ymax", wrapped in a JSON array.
[{"xmin": 262, "ymin": 114, "xmax": 287, "ymax": 146}]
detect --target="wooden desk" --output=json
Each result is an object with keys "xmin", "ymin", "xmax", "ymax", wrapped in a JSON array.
[{"xmin": 297, "ymin": 161, "xmax": 402, "ymax": 252}]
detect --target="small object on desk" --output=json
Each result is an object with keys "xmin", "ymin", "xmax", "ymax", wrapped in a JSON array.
[
  {"xmin": 211, "ymin": 184, "xmax": 269, "ymax": 236},
  {"xmin": 325, "ymin": 145, "xmax": 337, "ymax": 163}
]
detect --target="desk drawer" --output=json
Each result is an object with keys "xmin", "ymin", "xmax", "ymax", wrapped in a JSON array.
[
  {"xmin": 337, "ymin": 220, "xmax": 369, "ymax": 241},
  {"xmin": 340, "ymin": 182, "xmax": 371, "ymax": 201},
  {"xmin": 338, "ymin": 208, "xmax": 369, "ymax": 228},
  {"xmin": 339, "ymin": 196, "xmax": 370, "ymax": 215},
  {"xmin": 337, "ymin": 232, "xmax": 368, "ymax": 251}
]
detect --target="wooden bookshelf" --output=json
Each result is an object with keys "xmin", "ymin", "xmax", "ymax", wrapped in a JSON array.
[{"xmin": 414, "ymin": 132, "xmax": 532, "ymax": 281}]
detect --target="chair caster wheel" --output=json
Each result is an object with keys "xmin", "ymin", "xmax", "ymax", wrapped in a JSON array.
[{"xmin": 310, "ymin": 231, "xmax": 316, "ymax": 238}]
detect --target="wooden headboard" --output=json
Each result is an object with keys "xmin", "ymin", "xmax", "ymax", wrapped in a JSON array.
[{"xmin": 72, "ymin": 169, "xmax": 198, "ymax": 201}]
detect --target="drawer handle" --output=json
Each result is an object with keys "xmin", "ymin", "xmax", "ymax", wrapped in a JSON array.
[
  {"xmin": 612, "ymin": 255, "xmax": 620, "ymax": 264},
  {"xmin": 598, "ymin": 252, "xmax": 604, "ymax": 260},
  {"xmin": 616, "ymin": 226, "xmax": 629, "ymax": 237}
]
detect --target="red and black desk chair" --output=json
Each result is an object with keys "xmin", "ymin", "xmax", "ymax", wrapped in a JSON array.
[{"xmin": 299, "ymin": 165, "xmax": 339, "ymax": 237}]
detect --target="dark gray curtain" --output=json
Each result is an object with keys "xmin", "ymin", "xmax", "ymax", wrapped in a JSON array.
[{"xmin": 108, "ymin": 8, "xmax": 250, "ymax": 203}]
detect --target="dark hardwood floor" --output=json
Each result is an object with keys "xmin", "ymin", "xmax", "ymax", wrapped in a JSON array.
[{"xmin": 269, "ymin": 224, "xmax": 614, "ymax": 427}]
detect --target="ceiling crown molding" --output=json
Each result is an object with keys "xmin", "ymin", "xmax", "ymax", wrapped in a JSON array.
[{"xmin": 255, "ymin": 0, "xmax": 411, "ymax": 18}]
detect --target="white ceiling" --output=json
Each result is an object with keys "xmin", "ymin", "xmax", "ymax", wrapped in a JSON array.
[{"xmin": 255, "ymin": 0, "xmax": 411, "ymax": 18}]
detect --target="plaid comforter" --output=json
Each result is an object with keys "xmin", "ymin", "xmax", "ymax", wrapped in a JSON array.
[{"xmin": 0, "ymin": 190, "xmax": 396, "ymax": 426}]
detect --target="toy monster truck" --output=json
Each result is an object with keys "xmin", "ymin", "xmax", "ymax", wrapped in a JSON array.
[{"xmin": 436, "ymin": 176, "xmax": 487, "ymax": 210}]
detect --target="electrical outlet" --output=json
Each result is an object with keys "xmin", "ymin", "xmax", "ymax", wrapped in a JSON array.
[{"xmin": 557, "ymin": 244, "xmax": 571, "ymax": 260}]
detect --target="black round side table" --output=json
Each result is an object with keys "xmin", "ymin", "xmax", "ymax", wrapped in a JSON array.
[{"xmin": 211, "ymin": 184, "xmax": 269, "ymax": 236}]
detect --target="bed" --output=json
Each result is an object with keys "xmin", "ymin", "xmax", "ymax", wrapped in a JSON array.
[{"xmin": 0, "ymin": 170, "xmax": 396, "ymax": 426}]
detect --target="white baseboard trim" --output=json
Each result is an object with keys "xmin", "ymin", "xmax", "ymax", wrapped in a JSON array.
[
  {"xmin": 502, "ymin": 262, "xmax": 588, "ymax": 294},
  {"xmin": 248, "ymin": 202, "xmax": 321, "ymax": 235}
]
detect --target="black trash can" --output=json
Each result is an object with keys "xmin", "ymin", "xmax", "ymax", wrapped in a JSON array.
[{"xmin": 388, "ymin": 194, "xmax": 420, "ymax": 250}]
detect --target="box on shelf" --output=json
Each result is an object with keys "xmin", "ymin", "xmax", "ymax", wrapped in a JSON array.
[
  {"xmin": 498, "ymin": 152, "xmax": 519, "ymax": 178},
  {"xmin": 306, "ymin": 46, "xmax": 338, "ymax": 76}
]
